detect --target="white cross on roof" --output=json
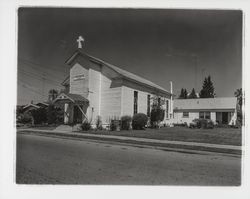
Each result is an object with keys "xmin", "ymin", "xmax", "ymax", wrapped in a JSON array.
[{"xmin": 77, "ymin": 36, "xmax": 84, "ymax": 48}]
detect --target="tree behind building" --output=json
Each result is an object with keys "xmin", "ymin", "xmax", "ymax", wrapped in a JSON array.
[
  {"xmin": 48, "ymin": 89, "xmax": 59, "ymax": 102},
  {"xmin": 234, "ymin": 88, "xmax": 242, "ymax": 126},
  {"xmin": 199, "ymin": 76, "xmax": 215, "ymax": 98},
  {"xmin": 179, "ymin": 88, "xmax": 188, "ymax": 99},
  {"xmin": 188, "ymin": 88, "xmax": 198, "ymax": 99}
]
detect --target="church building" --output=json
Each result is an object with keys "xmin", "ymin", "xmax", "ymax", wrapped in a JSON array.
[{"xmin": 53, "ymin": 48, "xmax": 173, "ymax": 127}]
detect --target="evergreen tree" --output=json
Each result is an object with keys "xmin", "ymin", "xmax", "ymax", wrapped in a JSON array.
[
  {"xmin": 179, "ymin": 88, "xmax": 188, "ymax": 99},
  {"xmin": 183, "ymin": 89, "xmax": 188, "ymax": 99},
  {"xmin": 188, "ymin": 88, "xmax": 197, "ymax": 99},
  {"xmin": 199, "ymin": 76, "xmax": 215, "ymax": 98},
  {"xmin": 234, "ymin": 88, "xmax": 242, "ymax": 107},
  {"xmin": 150, "ymin": 96, "xmax": 165, "ymax": 128},
  {"xmin": 48, "ymin": 89, "xmax": 59, "ymax": 102},
  {"xmin": 179, "ymin": 88, "xmax": 184, "ymax": 99},
  {"xmin": 234, "ymin": 88, "xmax": 242, "ymax": 126}
]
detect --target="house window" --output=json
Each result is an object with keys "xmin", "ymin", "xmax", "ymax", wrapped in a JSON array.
[
  {"xmin": 199, "ymin": 112, "xmax": 211, "ymax": 119},
  {"xmin": 158, "ymin": 97, "xmax": 161, "ymax": 105},
  {"xmin": 166, "ymin": 100, "xmax": 169, "ymax": 118},
  {"xmin": 183, "ymin": 112, "xmax": 189, "ymax": 118},
  {"xmin": 205, "ymin": 112, "xmax": 211, "ymax": 119},
  {"xmin": 147, "ymin": 95, "xmax": 150, "ymax": 117},
  {"xmin": 134, "ymin": 91, "xmax": 138, "ymax": 115}
]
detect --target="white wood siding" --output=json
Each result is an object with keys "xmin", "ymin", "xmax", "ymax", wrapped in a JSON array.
[
  {"xmin": 138, "ymin": 91, "xmax": 148, "ymax": 115},
  {"xmin": 173, "ymin": 112, "xmax": 199, "ymax": 125},
  {"xmin": 70, "ymin": 63, "xmax": 89, "ymax": 98},
  {"xmin": 100, "ymin": 74, "xmax": 122, "ymax": 124},
  {"xmin": 121, "ymin": 85, "xmax": 170, "ymax": 119},
  {"xmin": 173, "ymin": 111, "xmax": 217, "ymax": 125},
  {"xmin": 121, "ymin": 86, "xmax": 151, "ymax": 116},
  {"xmin": 88, "ymin": 68, "xmax": 101, "ymax": 123},
  {"xmin": 121, "ymin": 86, "xmax": 134, "ymax": 117},
  {"xmin": 211, "ymin": 112, "xmax": 216, "ymax": 122},
  {"xmin": 69, "ymin": 60, "xmax": 172, "ymax": 126}
]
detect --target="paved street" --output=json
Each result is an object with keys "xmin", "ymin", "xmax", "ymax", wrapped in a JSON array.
[{"xmin": 16, "ymin": 133, "xmax": 241, "ymax": 185}]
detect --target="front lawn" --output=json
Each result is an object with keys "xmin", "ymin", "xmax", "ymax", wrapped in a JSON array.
[{"xmin": 82, "ymin": 127, "xmax": 242, "ymax": 146}]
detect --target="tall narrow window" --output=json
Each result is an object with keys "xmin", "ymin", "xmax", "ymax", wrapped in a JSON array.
[
  {"xmin": 147, "ymin": 95, "xmax": 151, "ymax": 117},
  {"xmin": 166, "ymin": 100, "xmax": 169, "ymax": 118},
  {"xmin": 134, "ymin": 91, "xmax": 138, "ymax": 115},
  {"xmin": 158, "ymin": 97, "xmax": 161, "ymax": 105}
]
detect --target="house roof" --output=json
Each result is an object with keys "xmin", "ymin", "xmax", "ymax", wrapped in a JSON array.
[
  {"xmin": 53, "ymin": 92, "xmax": 89, "ymax": 104},
  {"xmin": 174, "ymin": 97, "xmax": 237, "ymax": 111},
  {"xmin": 23, "ymin": 104, "xmax": 40, "ymax": 110},
  {"xmin": 23, "ymin": 102, "xmax": 49, "ymax": 110},
  {"xmin": 36, "ymin": 102, "xmax": 49, "ymax": 107},
  {"xmin": 64, "ymin": 49, "xmax": 171, "ymax": 95}
]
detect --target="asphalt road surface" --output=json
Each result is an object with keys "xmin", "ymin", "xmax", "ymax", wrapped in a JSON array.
[{"xmin": 16, "ymin": 133, "xmax": 241, "ymax": 185}]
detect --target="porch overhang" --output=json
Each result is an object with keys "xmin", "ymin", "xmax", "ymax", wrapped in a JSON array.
[{"xmin": 53, "ymin": 93, "xmax": 89, "ymax": 105}]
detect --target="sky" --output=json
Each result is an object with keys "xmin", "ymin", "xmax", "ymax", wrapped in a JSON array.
[{"xmin": 17, "ymin": 8, "xmax": 242, "ymax": 105}]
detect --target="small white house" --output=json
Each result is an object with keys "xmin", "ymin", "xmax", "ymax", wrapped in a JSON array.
[
  {"xmin": 173, "ymin": 97, "xmax": 237, "ymax": 126},
  {"xmin": 22, "ymin": 102, "xmax": 49, "ymax": 113},
  {"xmin": 53, "ymin": 49, "xmax": 173, "ymax": 126}
]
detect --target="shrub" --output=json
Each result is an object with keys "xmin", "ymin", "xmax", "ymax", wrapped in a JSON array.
[
  {"xmin": 173, "ymin": 123, "xmax": 187, "ymax": 127},
  {"xmin": 96, "ymin": 115, "xmax": 102, "ymax": 130},
  {"xmin": 110, "ymin": 120, "xmax": 116, "ymax": 131},
  {"xmin": 55, "ymin": 107, "xmax": 64, "ymax": 124},
  {"xmin": 47, "ymin": 105, "xmax": 64, "ymax": 124},
  {"xmin": 121, "ymin": 115, "xmax": 132, "ymax": 130},
  {"xmin": 47, "ymin": 105, "xmax": 57, "ymax": 124},
  {"xmin": 16, "ymin": 106, "xmax": 25, "ymax": 122},
  {"xmin": 197, "ymin": 119, "xmax": 214, "ymax": 129},
  {"xmin": 150, "ymin": 101, "xmax": 165, "ymax": 128},
  {"xmin": 110, "ymin": 119, "xmax": 120, "ymax": 131},
  {"xmin": 31, "ymin": 108, "xmax": 47, "ymax": 125},
  {"xmin": 80, "ymin": 121, "xmax": 92, "ymax": 131},
  {"xmin": 132, "ymin": 113, "xmax": 148, "ymax": 130},
  {"xmin": 18, "ymin": 113, "xmax": 32, "ymax": 124}
]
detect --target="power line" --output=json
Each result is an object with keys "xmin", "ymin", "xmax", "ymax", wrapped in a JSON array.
[
  {"xmin": 20, "ymin": 83, "xmax": 47, "ymax": 98},
  {"xmin": 18, "ymin": 57, "xmax": 67, "ymax": 75},
  {"xmin": 18, "ymin": 73, "xmax": 60, "ymax": 89},
  {"xmin": 18, "ymin": 60, "xmax": 66, "ymax": 81},
  {"xmin": 18, "ymin": 68, "xmax": 63, "ymax": 86}
]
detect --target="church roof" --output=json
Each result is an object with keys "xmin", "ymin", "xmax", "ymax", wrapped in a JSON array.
[
  {"xmin": 63, "ymin": 49, "xmax": 171, "ymax": 95},
  {"xmin": 174, "ymin": 97, "xmax": 237, "ymax": 111}
]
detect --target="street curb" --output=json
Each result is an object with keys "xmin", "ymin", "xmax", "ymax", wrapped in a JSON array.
[{"xmin": 17, "ymin": 129, "xmax": 242, "ymax": 156}]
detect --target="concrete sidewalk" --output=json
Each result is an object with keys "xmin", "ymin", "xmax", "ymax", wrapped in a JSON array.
[{"xmin": 17, "ymin": 128, "xmax": 242, "ymax": 154}]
